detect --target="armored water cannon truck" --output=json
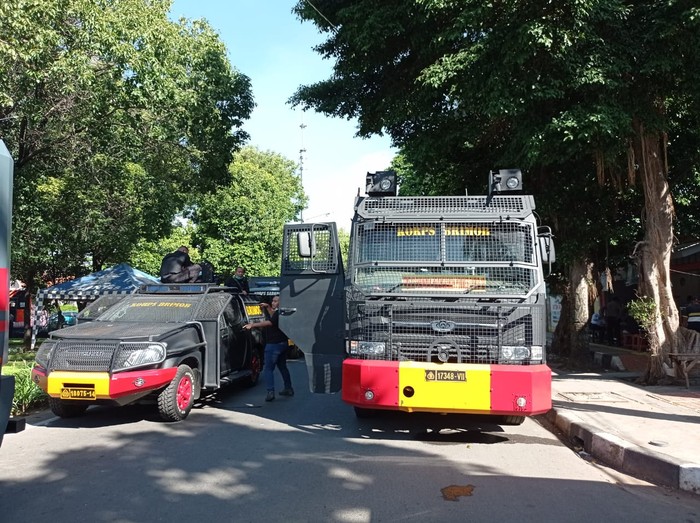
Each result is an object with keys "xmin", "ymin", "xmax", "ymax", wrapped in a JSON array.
[{"xmin": 279, "ymin": 169, "xmax": 554, "ymax": 423}]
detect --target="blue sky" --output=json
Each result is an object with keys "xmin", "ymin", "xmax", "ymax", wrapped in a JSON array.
[{"xmin": 170, "ymin": 0, "xmax": 396, "ymax": 229}]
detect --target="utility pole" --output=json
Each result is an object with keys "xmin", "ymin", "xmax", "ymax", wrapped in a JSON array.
[{"xmin": 299, "ymin": 119, "xmax": 307, "ymax": 222}]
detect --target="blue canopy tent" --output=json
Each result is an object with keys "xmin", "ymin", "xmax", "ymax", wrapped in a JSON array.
[{"xmin": 31, "ymin": 263, "xmax": 159, "ymax": 349}]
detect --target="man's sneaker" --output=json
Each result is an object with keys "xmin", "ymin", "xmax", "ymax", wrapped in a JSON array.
[
  {"xmin": 265, "ymin": 391, "xmax": 275, "ymax": 402},
  {"xmin": 279, "ymin": 388, "xmax": 294, "ymax": 397}
]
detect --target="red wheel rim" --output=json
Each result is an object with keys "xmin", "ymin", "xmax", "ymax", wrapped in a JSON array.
[{"xmin": 176, "ymin": 374, "xmax": 192, "ymax": 411}]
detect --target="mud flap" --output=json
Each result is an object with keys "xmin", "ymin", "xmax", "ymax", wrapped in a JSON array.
[{"xmin": 305, "ymin": 353, "xmax": 345, "ymax": 394}]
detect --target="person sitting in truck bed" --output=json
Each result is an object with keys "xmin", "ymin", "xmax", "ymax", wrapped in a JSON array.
[{"xmin": 159, "ymin": 246, "xmax": 202, "ymax": 283}]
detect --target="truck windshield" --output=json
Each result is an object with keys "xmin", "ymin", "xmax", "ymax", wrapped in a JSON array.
[
  {"xmin": 353, "ymin": 221, "xmax": 536, "ymax": 295},
  {"xmin": 96, "ymin": 296, "xmax": 199, "ymax": 323}
]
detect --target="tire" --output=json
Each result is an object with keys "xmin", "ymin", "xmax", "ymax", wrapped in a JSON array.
[
  {"xmin": 158, "ymin": 365, "xmax": 195, "ymax": 422},
  {"xmin": 48, "ymin": 397, "xmax": 89, "ymax": 418},
  {"xmin": 499, "ymin": 415, "xmax": 526, "ymax": 426},
  {"xmin": 353, "ymin": 406, "xmax": 378, "ymax": 419},
  {"xmin": 245, "ymin": 348, "xmax": 263, "ymax": 387}
]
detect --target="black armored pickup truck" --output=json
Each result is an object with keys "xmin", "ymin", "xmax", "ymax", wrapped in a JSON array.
[{"xmin": 32, "ymin": 284, "xmax": 265, "ymax": 421}]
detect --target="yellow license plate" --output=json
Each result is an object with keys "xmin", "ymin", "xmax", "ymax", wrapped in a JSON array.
[
  {"xmin": 245, "ymin": 305, "xmax": 262, "ymax": 316},
  {"xmin": 60, "ymin": 388, "xmax": 96, "ymax": 400},
  {"xmin": 425, "ymin": 370, "xmax": 467, "ymax": 382}
]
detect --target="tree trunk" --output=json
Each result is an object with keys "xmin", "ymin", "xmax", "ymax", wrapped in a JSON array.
[
  {"xmin": 633, "ymin": 123, "xmax": 678, "ymax": 384},
  {"xmin": 549, "ymin": 260, "xmax": 592, "ymax": 365},
  {"xmin": 550, "ymin": 284, "xmax": 571, "ymax": 357},
  {"xmin": 22, "ymin": 280, "xmax": 37, "ymax": 351},
  {"xmin": 569, "ymin": 259, "xmax": 592, "ymax": 364},
  {"xmin": 16, "ymin": 268, "xmax": 39, "ymax": 352}
]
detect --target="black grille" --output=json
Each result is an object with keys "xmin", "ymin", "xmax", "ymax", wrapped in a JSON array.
[
  {"xmin": 349, "ymin": 301, "xmax": 545, "ymax": 364},
  {"xmin": 49, "ymin": 342, "xmax": 118, "ymax": 372}
]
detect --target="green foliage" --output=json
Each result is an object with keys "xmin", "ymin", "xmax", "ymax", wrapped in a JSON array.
[
  {"xmin": 2, "ymin": 362, "xmax": 48, "ymax": 416},
  {"xmin": 7, "ymin": 347, "xmax": 36, "ymax": 363},
  {"xmin": 2, "ymin": 0, "xmax": 254, "ymax": 284},
  {"xmin": 291, "ymin": 0, "xmax": 700, "ymax": 305},
  {"xmin": 192, "ymin": 147, "xmax": 306, "ymax": 278},
  {"xmin": 338, "ymin": 228, "xmax": 350, "ymax": 268},
  {"xmin": 627, "ymin": 296, "xmax": 657, "ymax": 332}
]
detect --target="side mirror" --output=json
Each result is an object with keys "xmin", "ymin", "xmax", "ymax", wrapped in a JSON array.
[
  {"xmin": 538, "ymin": 228, "xmax": 555, "ymax": 267},
  {"xmin": 297, "ymin": 231, "xmax": 316, "ymax": 258}
]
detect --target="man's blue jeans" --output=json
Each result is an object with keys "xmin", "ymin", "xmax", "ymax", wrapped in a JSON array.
[{"xmin": 263, "ymin": 342, "xmax": 292, "ymax": 392}]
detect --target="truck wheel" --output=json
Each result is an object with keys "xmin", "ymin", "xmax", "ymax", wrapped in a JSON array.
[
  {"xmin": 499, "ymin": 415, "xmax": 526, "ymax": 426},
  {"xmin": 158, "ymin": 365, "xmax": 195, "ymax": 421},
  {"xmin": 245, "ymin": 348, "xmax": 262, "ymax": 387},
  {"xmin": 48, "ymin": 398, "xmax": 88, "ymax": 418}
]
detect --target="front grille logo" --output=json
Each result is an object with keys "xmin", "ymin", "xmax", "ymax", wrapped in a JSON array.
[{"xmin": 431, "ymin": 320, "xmax": 456, "ymax": 333}]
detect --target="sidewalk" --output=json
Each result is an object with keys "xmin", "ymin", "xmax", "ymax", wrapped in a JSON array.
[{"xmin": 546, "ymin": 342, "xmax": 700, "ymax": 493}]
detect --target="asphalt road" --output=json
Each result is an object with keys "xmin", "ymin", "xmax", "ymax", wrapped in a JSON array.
[{"xmin": 2, "ymin": 358, "xmax": 700, "ymax": 523}]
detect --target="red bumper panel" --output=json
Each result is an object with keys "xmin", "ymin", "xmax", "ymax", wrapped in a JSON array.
[
  {"xmin": 342, "ymin": 360, "xmax": 399, "ymax": 407},
  {"xmin": 109, "ymin": 367, "xmax": 178, "ymax": 398},
  {"xmin": 489, "ymin": 364, "xmax": 552, "ymax": 415}
]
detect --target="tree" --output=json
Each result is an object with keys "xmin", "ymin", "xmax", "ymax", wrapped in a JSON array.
[
  {"xmin": 1, "ymin": 0, "xmax": 253, "ymax": 344},
  {"xmin": 192, "ymin": 147, "xmax": 306, "ymax": 278},
  {"xmin": 291, "ymin": 0, "xmax": 700, "ymax": 382}
]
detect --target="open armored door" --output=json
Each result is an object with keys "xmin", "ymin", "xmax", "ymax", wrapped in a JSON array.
[{"xmin": 279, "ymin": 223, "xmax": 345, "ymax": 393}]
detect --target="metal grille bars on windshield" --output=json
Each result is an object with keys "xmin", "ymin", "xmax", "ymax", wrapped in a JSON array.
[{"xmin": 351, "ymin": 221, "xmax": 536, "ymax": 296}]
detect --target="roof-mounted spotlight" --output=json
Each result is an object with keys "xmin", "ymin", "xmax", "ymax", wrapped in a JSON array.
[
  {"xmin": 366, "ymin": 170, "xmax": 397, "ymax": 197},
  {"xmin": 488, "ymin": 169, "xmax": 523, "ymax": 196}
]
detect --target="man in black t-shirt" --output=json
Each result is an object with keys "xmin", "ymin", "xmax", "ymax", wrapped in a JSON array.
[{"xmin": 243, "ymin": 295, "xmax": 293, "ymax": 402}]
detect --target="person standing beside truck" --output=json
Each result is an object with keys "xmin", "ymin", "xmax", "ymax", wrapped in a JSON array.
[{"xmin": 243, "ymin": 295, "xmax": 293, "ymax": 402}]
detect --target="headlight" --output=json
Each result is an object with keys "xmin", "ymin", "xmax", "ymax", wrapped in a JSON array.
[
  {"xmin": 506, "ymin": 176, "xmax": 521, "ymax": 189},
  {"xmin": 500, "ymin": 345, "xmax": 531, "ymax": 362},
  {"xmin": 348, "ymin": 340, "xmax": 386, "ymax": 356},
  {"xmin": 500, "ymin": 345, "xmax": 544, "ymax": 363},
  {"xmin": 113, "ymin": 342, "xmax": 167, "ymax": 371},
  {"xmin": 35, "ymin": 340, "xmax": 56, "ymax": 369}
]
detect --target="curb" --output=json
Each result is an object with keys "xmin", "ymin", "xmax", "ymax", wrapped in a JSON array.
[{"xmin": 546, "ymin": 408, "xmax": 700, "ymax": 493}]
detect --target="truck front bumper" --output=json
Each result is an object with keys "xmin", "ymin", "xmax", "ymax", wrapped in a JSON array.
[
  {"xmin": 31, "ymin": 367, "xmax": 178, "ymax": 404},
  {"xmin": 341, "ymin": 359, "xmax": 552, "ymax": 416}
]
